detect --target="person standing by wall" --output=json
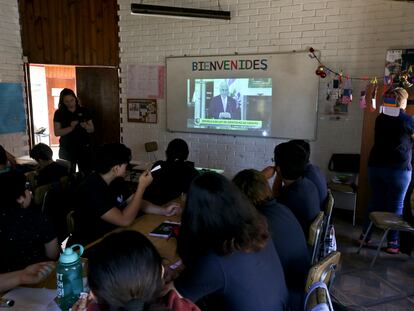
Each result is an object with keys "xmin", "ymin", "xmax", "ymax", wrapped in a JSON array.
[{"xmin": 361, "ymin": 88, "xmax": 414, "ymax": 254}]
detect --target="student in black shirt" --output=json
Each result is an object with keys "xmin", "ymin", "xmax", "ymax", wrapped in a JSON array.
[
  {"xmin": 271, "ymin": 142, "xmax": 320, "ymax": 238},
  {"xmin": 30, "ymin": 143, "xmax": 69, "ymax": 186},
  {"xmin": 233, "ymin": 169, "xmax": 310, "ymax": 311},
  {"xmin": 53, "ymin": 88, "xmax": 94, "ymax": 175},
  {"xmin": 173, "ymin": 172, "xmax": 288, "ymax": 311},
  {"xmin": 71, "ymin": 143, "xmax": 180, "ymax": 246},
  {"xmin": 0, "ymin": 171, "xmax": 59, "ymax": 273},
  {"xmin": 144, "ymin": 138, "xmax": 199, "ymax": 206},
  {"xmin": 289, "ymin": 139, "xmax": 328, "ymax": 207}
]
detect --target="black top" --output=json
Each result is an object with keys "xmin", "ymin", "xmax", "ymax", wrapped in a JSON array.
[
  {"xmin": 0, "ymin": 206, "xmax": 56, "ymax": 273},
  {"xmin": 36, "ymin": 162, "xmax": 68, "ymax": 186},
  {"xmin": 257, "ymin": 199, "xmax": 310, "ymax": 291},
  {"xmin": 53, "ymin": 106, "xmax": 92, "ymax": 151},
  {"xmin": 278, "ymin": 177, "xmax": 320, "ymax": 239},
  {"xmin": 304, "ymin": 163, "xmax": 328, "ymax": 207},
  {"xmin": 72, "ymin": 173, "xmax": 118, "ymax": 246},
  {"xmin": 369, "ymin": 110, "xmax": 414, "ymax": 170},
  {"xmin": 175, "ymin": 241, "xmax": 288, "ymax": 311},
  {"xmin": 143, "ymin": 160, "xmax": 199, "ymax": 205}
]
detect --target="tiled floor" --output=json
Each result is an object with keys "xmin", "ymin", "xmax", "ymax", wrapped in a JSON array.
[{"xmin": 331, "ymin": 210, "xmax": 414, "ymax": 310}]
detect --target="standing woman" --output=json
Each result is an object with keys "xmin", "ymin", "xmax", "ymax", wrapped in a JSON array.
[
  {"xmin": 361, "ymin": 87, "xmax": 414, "ymax": 254},
  {"xmin": 53, "ymin": 88, "xmax": 94, "ymax": 175},
  {"xmin": 173, "ymin": 172, "xmax": 288, "ymax": 311}
]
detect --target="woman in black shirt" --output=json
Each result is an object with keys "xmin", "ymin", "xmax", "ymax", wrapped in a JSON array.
[{"xmin": 53, "ymin": 88, "xmax": 94, "ymax": 175}]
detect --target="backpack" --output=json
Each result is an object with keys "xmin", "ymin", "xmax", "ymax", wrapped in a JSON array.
[{"xmin": 304, "ymin": 281, "xmax": 334, "ymax": 311}]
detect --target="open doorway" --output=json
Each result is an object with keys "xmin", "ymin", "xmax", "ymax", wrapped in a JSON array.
[
  {"xmin": 29, "ymin": 65, "xmax": 76, "ymax": 158},
  {"xmin": 27, "ymin": 64, "xmax": 120, "ymax": 159}
]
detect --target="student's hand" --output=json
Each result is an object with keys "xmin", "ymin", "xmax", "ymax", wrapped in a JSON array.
[
  {"xmin": 19, "ymin": 261, "xmax": 55, "ymax": 286},
  {"xmin": 163, "ymin": 266, "xmax": 180, "ymax": 284},
  {"xmin": 71, "ymin": 293, "xmax": 94, "ymax": 311},
  {"xmin": 164, "ymin": 202, "xmax": 182, "ymax": 216},
  {"xmin": 261, "ymin": 166, "xmax": 276, "ymax": 179},
  {"xmin": 79, "ymin": 121, "xmax": 87, "ymax": 129},
  {"xmin": 70, "ymin": 120, "xmax": 79, "ymax": 128},
  {"xmin": 138, "ymin": 170, "xmax": 153, "ymax": 190}
]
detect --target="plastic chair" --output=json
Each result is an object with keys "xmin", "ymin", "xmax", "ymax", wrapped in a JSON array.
[
  {"xmin": 328, "ymin": 153, "xmax": 360, "ymax": 226},
  {"xmin": 308, "ymin": 211, "xmax": 325, "ymax": 265},
  {"xmin": 305, "ymin": 251, "xmax": 341, "ymax": 310},
  {"xmin": 144, "ymin": 141, "xmax": 158, "ymax": 162},
  {"xmin": 323, "ymin": 190, "xmax": 335, "ymax": 243},
  {"xmin": 357, "ymin": 211, "xmax": 414, "ymax": 267}
]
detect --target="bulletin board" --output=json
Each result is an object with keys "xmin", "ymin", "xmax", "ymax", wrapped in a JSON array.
[{"xmin": 0, "ymin": 83, "xmax": 26, "ymax": 134}]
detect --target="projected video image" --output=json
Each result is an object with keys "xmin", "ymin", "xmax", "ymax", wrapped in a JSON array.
[{"xmin": 186, "ymin": 78, "xmax": 272, "ymax": 135}]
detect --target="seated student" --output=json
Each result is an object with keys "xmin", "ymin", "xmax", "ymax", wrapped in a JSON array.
[
  {"xmin": 173, "ymin": 172, "xmax": 288, "ymax": 311},
  {"xmin": 29, "ymin": 143, "xmax": 69, "ymax": 186},
  {"xmin": 270, "ymin": 142, "xmax": 320, "ymax": 239},
  {"xmin": 233, "ymin": 169, "xmax": 310, "ymax": 311},
  {"xmin": 71, "ymin": 143, "xmax": 180, "ymax": 246},
  {"xmin": 143, "ymin": 138, "xmax": 199, "ymax": 206},
  {"xmin": 289, "ymin": 139, "xmax": 328, "ymax": 207},
  {"xmin": 0, "ymin": 262, "xmax": 55, "ymax": 293},
  {"xmin": 71, "ymin": 231, "xmax": 200, "ymax": 311},
  {"xmin": 0, "ymin": 171, "xmax": 60, "ymax": 273}
]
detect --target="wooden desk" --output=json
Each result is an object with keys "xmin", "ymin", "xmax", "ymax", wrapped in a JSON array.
[{"xmin": 42, "ymin": 213, "xmax": 181, "ymax": 289}]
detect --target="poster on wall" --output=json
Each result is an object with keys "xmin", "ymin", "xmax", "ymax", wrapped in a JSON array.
[
  {"xmin": 384, "ymin": 49, "xmax": 414, "ymax": 106},
  {"xmin": 0, "ymin": 83, "xmax": 26, "ymax": 134},
  {"xmin": 127, "ymin": 65, "xmax": 165, "ymax": 99},
  {"xmin": 127, "ymin": 99, "xmax": 158, "ymax": 123}
]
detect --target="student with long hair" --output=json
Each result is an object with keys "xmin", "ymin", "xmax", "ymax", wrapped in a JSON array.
[
  {"xmin": 233, "ymin": 169, "xmax": 310, "ymax": 311},
  {"xmin": 174, "ymin": 172, "xmax": 288, "ymax": 311},
  {"xmin": 53, "ymin": 88, "xmax": 94, "ymax": 175},
  {"xmin": 71, "ymin": 231, "xmax": 200, "ymax": 311}
]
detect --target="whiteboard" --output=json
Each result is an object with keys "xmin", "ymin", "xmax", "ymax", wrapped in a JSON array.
[{"xmin": 166, "ymin": 51, "xmax": 319, "ymax": 140}]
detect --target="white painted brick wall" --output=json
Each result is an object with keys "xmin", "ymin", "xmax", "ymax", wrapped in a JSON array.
[
  {"xmin": 118, "ymin": 0, "xmax": 414, "ymax": 177},
  {"xmin": 0, "ymin": 0, "xmax": 27, "ymax": 156}
]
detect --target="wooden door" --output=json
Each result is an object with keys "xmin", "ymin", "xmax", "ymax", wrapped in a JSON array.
[{"xmin": 76, "ymin": 67, "xmax": 120, "ymax": 146}]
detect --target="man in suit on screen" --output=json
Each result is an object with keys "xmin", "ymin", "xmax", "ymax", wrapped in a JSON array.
[{"xmin": 208, "ymin": 81, "xmax": 241, "ymax": 119}]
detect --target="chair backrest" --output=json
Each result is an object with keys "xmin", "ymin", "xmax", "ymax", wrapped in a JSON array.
[
  {"xmin": 305, "ymin": 251, "xmax": 341, "ymax": 291},
  {"xmin": 328, "ymin": 153, "xmax": 360, "ymax": 173},
  {"xmin": 305, "ymin": 251, "xmax": 341, "ymax": 311},
  {"xmin": 323, "ymin": 190, "xmax": 335, "ymax": 242},
  {"xmin": 33, "ymin": 182, "xmax": 54, "ymax": 207},
  {"xmin": 308, "ymin": 211, "xmax": 325, "ymax": 265},
  {"xmin": 145, "ymin": 141, "xmax": 158, "ymax": 162}
]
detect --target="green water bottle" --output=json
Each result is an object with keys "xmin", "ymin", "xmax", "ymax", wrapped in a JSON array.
[{"xmin": 56, "ymin": 244, "xmax": 84, "ymax": 311}]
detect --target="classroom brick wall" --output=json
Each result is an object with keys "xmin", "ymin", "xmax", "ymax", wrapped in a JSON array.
[
  {"xmin": 118, "ymin": 0, "xmax": 414, "ymax": 177},
  {"xmin": 0, "ymin": 0, "xmax": 28, "ymax": 156}
]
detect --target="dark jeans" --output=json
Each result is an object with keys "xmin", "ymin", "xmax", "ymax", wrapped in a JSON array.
[
  {"xmin": 59, "ymin": 144, "xmax": 93, "ymax": 176},
  {"xmin": 363, "ymin": 167, "xmax": 411, "ymax": 243}
]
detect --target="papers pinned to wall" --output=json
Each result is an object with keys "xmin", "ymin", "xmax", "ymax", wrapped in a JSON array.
[{"xmin": 127, "ymin": 65, "xmax": 165, "ymax": 99}]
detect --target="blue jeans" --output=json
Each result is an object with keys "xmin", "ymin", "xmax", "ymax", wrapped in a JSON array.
[{"xmin": 363, "ymin": 167, "xmax": 411, "ymax": 243}]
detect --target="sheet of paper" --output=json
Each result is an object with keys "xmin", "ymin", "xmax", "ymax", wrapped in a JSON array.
[{"xmin": 2, "ymin": 287, "xmax": 59, "ymax": 311}]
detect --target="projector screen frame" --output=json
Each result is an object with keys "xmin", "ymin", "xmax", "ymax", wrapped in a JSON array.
[{"xmin": 166, "ymin": 50, "xmax": 320, "ymax": 140}]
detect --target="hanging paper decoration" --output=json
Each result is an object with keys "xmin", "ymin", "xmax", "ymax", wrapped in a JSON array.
[
  {"xmin": 359, "ymin": 90, "xmax": 366, "ymax": 109},
  {"xmin": 341, "ymin": 78, "xmax": 352, "ymax": 104},
  {"xmin": 370, "ymin": 78, "xmax": 378, "ymax": 112}
]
